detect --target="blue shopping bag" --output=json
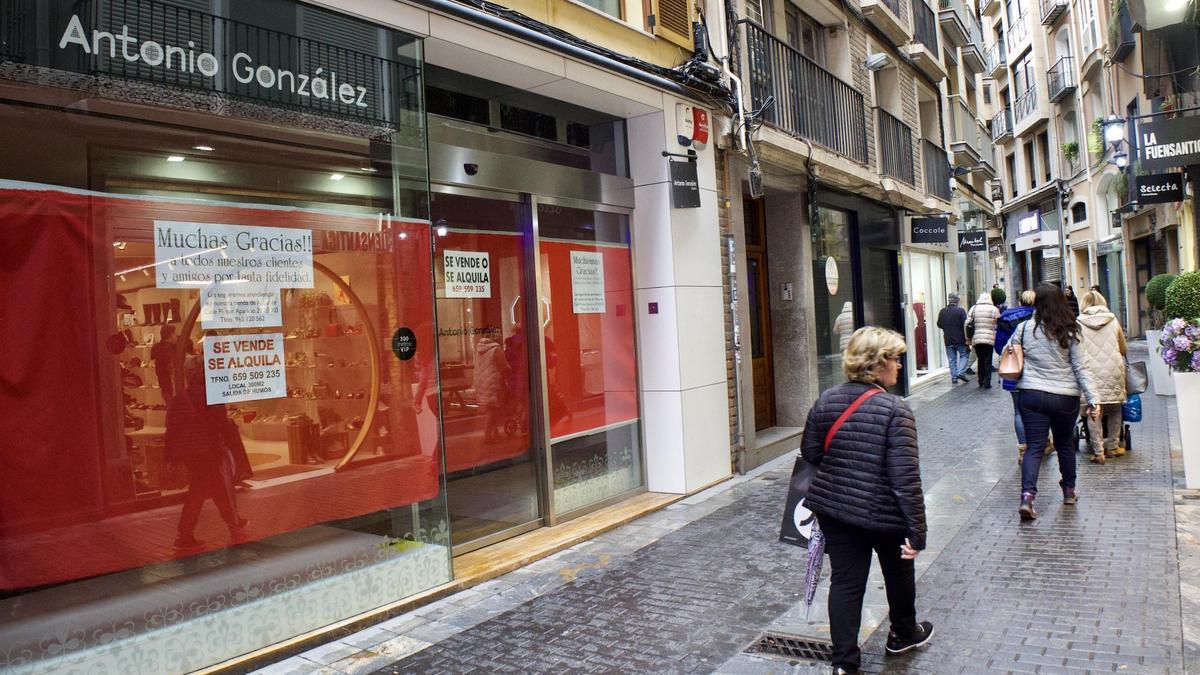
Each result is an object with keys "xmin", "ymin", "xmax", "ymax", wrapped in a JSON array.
[{"xmin": 1122, "ymin": 394, "xmax": 1142, "ymax": 423}]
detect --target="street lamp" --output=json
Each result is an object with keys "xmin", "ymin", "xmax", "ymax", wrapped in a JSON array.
[
  {"xmin": 1112, "ymin": 150, "xmax": 1129, "ymax": 169},
  {"xmin": 1103, "ymin": 115, "xmax": 1126, "ymax": 146}
]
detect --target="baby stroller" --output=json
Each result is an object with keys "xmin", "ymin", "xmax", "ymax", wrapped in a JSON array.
[{"xmin": 1075, "ymin": 396, "xmax": 1138, "ymax": 454}]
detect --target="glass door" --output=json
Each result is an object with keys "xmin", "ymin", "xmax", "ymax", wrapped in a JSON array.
[
  {"xmin": 533, "ymin": 199, "xmax": 643, "ymax": 519},
  {"xmin": 811, "ymin": 207, "xmax": 858, "ymax": 393},
  {"xmin": 429, "ymin": 190, "xmax": 544, "ymax": 551}
]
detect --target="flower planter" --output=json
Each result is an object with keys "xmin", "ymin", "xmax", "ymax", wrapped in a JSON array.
[
  {"xmin": 1177, "ymin": 371, "xmax": 1200, "ymax": 488},
  {"xmin": 1147, "ymin": 330, "xmax": 1176, "ymax": 396}
]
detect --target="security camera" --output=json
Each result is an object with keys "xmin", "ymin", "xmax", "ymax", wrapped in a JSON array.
[
  {"xmin": 864, "ymin": 53, "xmax": 892, "ymax": 71},
  {"xmin": 464, "ymin": 163, "xmax": 479, "ymax": 176}
]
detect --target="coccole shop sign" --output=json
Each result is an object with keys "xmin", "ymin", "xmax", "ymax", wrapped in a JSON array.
[{"xmin": 58, "ymin": 14, "xmax": 371, "ymax": 108}]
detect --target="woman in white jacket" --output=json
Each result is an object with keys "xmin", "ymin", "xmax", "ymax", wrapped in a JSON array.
[
  {"xmin": 1076, "ymin": 290, "xmax": 1128, "ymax": 464},
  {"xmin": 967, "ymin": 293, "xmax": 1000, "ymax": 389}
]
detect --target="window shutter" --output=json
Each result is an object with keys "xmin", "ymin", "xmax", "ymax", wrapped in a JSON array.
[{"xmin": 653, "ymin": 0, "xmax": 694, "ymax": 50}]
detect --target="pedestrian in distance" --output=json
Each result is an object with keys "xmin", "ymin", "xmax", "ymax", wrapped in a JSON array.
[
  {"xmin": 1065, "ymin": 285, "xmax": 1081, "ymax": 316},
  {"xmin": 994, "ymin": 290, "xmax": 1036, "ymax": 464},
  {"xmin": 800, "ymin": 327, "xmax": 932, "ymax": 673},
  {"xmin": 936, "ymin": 293, "xmax": 969, "ymax": 385},
  {"xmin": 1076, "ymin": 290, "xmax": 1128, "ymax": 464},
  {"xmin": 966, "ymin": 293, "xmax": 1000, "ymax": 388},
  {"xmin": 1011, "ymin": 283, "xmax": 1100, "ymax": 520}
]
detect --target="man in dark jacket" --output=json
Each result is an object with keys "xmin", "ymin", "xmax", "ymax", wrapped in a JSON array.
[
  {"xmin": 801, "ymin": 327, "xmax": 932, "ymax": 671},
  {"xmin": 935, "ymin": 292, "xmax": 969, "ymax": 384}
]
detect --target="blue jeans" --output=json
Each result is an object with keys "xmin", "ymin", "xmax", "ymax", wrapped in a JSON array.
[
  {"xmin": 945, "ymin": 345, "xmax": 969, "ymax": 382},
  {"xmin": 1018, "ymin": 389, "xmax": 1078, "ymax": 496},
  {"xmin": 1010, "ymin": 391, "xmax": 1026, "ymax": 445}
]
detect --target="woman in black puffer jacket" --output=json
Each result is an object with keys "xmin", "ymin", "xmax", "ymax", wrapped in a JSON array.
[{"xmin": 800, "ymin": 327, "xmax": 932, "ymax": 673}]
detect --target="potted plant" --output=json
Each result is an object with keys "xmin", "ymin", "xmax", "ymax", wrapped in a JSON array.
[
  {"xmin": 1160, "ymin": 271, "xmax": 1200, "ymax": 487},
  {"xmin": 1063, "ymin": 141, "xmax": 1079, "ymax": 170},
  {"xmin": 1145, "ymin": 273, "xmax": 1177, "ymax": 395},
  {"xmin": 1088, "ymin": 118, "xmax": 1105, "ymax": 158}
]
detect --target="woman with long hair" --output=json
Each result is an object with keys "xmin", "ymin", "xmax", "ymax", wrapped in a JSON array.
[
  {"xmin": 801, "ymin": 327, "xmax": 932, "ymax": 672},
  {"xmin": 1009, "ymin": 283, "xmax": 1099, "ymax": 520}
]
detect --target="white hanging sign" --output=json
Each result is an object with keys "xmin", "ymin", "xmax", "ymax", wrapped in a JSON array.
[
  {"xmin": 443, "ymin": 250, "xmax": 491, "ymax": 298},
  {"xmin": 571, "ymin": 250, "xmax": 605, "ymax": 314},
  {"xmin": 203, "ymin": 333, "xmax": 286, "ymax": 404}
]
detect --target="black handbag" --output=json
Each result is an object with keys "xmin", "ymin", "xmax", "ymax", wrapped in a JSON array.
[{"xmin": 779, "ymin": 388, "xmax": 881, "ymax": 547}]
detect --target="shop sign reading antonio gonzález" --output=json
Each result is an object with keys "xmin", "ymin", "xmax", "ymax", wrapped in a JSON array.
[{"xmin": 49, "ymin": 0, "xmax": 404, "ymax": 123}]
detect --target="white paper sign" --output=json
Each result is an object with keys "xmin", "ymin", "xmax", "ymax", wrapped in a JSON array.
[
  {"xmin": 203, "ymin": 333, "xmax": 286, "ymax": 404},
  {"xmin": 570, "ymin": 250, "xmax": 605, "ymax": 314},
  {"xmin": 200, "ymin": 284, "xmax": 283, "ymax": 329},
  {"xmin": 443, "ymin": 250, "xmax": 491, "ymax": 298},
  {"xmin": 154, "ymin": 221, "xmax": 314, "ymax": 290}
]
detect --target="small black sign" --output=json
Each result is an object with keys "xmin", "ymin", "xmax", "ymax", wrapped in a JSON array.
[
  {"xmin": 669, "ymin": 160, "xmax": 701, "ymax": 209},
  {"xmin": 957, "ymin": 231, "xmax": 988, "ymax": 252},
  {"xmin": 391, "ymin": 327, "xmax": 417, "ymax": 361},
  {"xmin": 1135, "ymin": 173, "xmax": 1185, "ymax": 205},
  {"xmin": 1138, "ymin": 116, "xmax": 1200, "ymax": 171},
  {"xmin": 911, "ymin": 217, "xmax": 949, "ymax": 244}
]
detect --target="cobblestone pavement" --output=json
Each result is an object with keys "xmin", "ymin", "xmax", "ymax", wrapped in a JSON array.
[{"xmin": 258, "ymin": 343, "xmax": 1187, "ymax": 675}]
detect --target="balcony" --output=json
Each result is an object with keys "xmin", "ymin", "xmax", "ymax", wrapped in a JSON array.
[
  {"xmin": 981, "ymin": 0, "xmax": 999, "ymax": 15},
  {"xmin": 978, "ymin": 122, "xmax": 997, "ymax": 177},
  {"xmin": 905, "ymin": 0, "xmax": 949, "ymax": 81},
  {"xmin": 878, "ymin": 109, "xmax": 915, "ymax": 186},
  {"xmin": 938, "ymin": 0, "xmax": 971, "ymax": 46},
  {"xmin": 985, "ymin": 41, "xmax": 1007, "ymax": 77},
  {"xmin": 1047, "ymin": 55, "xmax": 1077, "ymax": 103},
  {"xmin": 961, "ymin": 10, "xmax": 986, "ymax": 73},
  {"xmin": 1007, "ymin": 11, "xmax": 1030, "ymax": 54},
  {"xmin": 1013, "ymin": 84, "xmax": 1040, "ymax": 124},
  {"xmin": 743, "ymin": 21, "xmax": 869, "ymax": 164},
  {"xmin": 991, "ymin": 106, "xmax": 1013, "ymax": 143},
  {"xmin": 1039, "ymin": 0, "xmax": 1068, "ymax": 25},
  {"xmin": 948, "ymin": 96, "xmax": 981, "ymax": 166},
  {"xmin": 923, "ymin": 139, "xmax": 952, "ymax": 202},
  {"xmin": 862, "ymin": 0, "xmax": 913, "ymax": 46},
  {"xmin": 1110, "ymin": 0, "xmax": 1135, "ymax": 62}
]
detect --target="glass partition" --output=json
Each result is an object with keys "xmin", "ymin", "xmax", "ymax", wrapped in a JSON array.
[{"xmin": 0, "ymin": 0, "xmax": 448, "ymax": 670}]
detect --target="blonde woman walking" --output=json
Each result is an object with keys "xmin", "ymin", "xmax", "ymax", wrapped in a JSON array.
[{"xmin": 1076, "ymin": 290, "xmax": 1128, "ymax": 463}]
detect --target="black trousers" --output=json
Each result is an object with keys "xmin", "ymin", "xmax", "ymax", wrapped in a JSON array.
[
  {"xmin": 818, "ymin": 514, "xmax": 918, "ymax": 670},
  {"xmin": 974, "ymin": 343, "xmax": 993, "ymax": 387}
]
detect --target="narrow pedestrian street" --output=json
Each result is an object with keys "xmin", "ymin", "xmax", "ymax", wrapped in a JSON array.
[{"xmin": 256, "ymin": 345, "xmax": 1194, "ymax": 674}]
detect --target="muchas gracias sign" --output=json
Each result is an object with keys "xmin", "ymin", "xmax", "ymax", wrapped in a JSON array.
[{"xmin": 43, "ymin": 0, "xmax": 410, "ymax": 124}]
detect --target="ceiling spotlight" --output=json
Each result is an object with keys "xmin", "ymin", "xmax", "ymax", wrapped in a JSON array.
[
  {"xmin": 436, "ymin": 225, "xmax": 448, "ymax": 237},
  {"xmin": 360, "ymin": 166, "xmax": 377, "ymax": 173},
  {"xmin": 166, "ymin": 155, "xmax": 186, "ymax": 162},
  {"xmin": 399, "ymin": 232, "xmax": 408, "ymax": 240},
  {"xmin": 112, "ymin": 241, "xmax": 127, "ymax": 249},
  {"xmin": 330, "ymin": 173, "xmax": 346, "ymax": 181},
  {"xmin": 192, "ymin": 145, "xmax": 214, "ymax": 152}
]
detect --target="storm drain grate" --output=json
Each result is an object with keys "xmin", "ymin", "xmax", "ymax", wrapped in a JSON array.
[{"xmin": 745, "ymin": 632, "xmax": 833, "ymax": 661}]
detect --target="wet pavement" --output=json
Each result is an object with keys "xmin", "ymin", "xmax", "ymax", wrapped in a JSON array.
[{"xmin": 256, "ymin": 342, "xmax": 1193, "ymax": 674}]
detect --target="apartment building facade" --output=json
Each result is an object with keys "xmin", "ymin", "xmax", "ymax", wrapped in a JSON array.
[{"xmin": 719, "ymin": 0, "xmax": 997, "ymax": 467}]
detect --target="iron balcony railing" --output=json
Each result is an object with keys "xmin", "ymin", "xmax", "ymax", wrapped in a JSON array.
[
  {"xmin": 1047, "ymin": 55, "xmax": 1076, "ymax": 102},
  {"xmin": 877, "ymin": 108, "xmax": 915, "ymax": 186},
  {"xmin": 880, "ymin": 0, "xmax": 903, "ymax": 19},
  {"xmin": 923, "ymin": 139, "xmax": 952, "ymax": 201},
  {"xmin": 1039, "ymin": 0, "xmax": 1068, "ymax": 24},
  {"xmin": 913, "ymin": 0, "xmax": 939, "ymax": 52},
  {"xmin": 966, "ymin": 5, "xmax": 984, "ymax": 46},
  {"xmin": 948, "ymin": 96, "xmax": 981, "ymax": 157},
  {"xmin": 1111, "ymin": 1, "xmax": 1135, "ymax": 61},
  {"xmin": 1014, "ymin": 83, "xmax": 1039, "ymax": 122},
  {"xmin": 1007, "ymin": 11, "xmax": 1030, "ymax": 53},
  {"xmin": 991, "ymin": 106, "xmax": 1013, "ymax": 142},
  {"xmin": 985, "ymin": 41, "xmax": 1007, "ymax": 75},
  {"xmin": 979, "ymin": 120, "xmax": 996, "ymax": 172},
  {"xmin": 743, "ymin": 21, "xmax": 869, "ymax": 164}
]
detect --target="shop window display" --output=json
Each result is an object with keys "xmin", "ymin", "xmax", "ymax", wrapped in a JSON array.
[{"xmin": 0, "ymin": 0, "xmax": 450, "ymax": 670}]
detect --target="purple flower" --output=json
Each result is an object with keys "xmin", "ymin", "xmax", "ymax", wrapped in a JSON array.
[
  {"xmin": 1192, "ymin": 351, "xmax": 1200, "ymax": 372},
  {"xmin": 1168, "ymin": 318, "xmax": 1188, "ymax": 333},
  {"xmin": 1164, "ymin": 347, "xmax": 1179, "ymax": 364},
  {"xmin": 1187, "ymin": 325, "xmax": 1200, "ymax": 340},
  {"xmin": 1175, "ymin": 336, "xmax": 1192, "ymax": 351}
]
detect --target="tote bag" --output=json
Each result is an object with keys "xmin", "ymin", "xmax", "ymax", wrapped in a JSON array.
[{"xmin": 999, "ymin": 320, "xmax": 1026, "ymax": 382}]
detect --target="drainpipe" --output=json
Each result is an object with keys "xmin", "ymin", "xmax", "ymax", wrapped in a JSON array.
[{"xmin": 726, "ymin": 232, "xmax": 747, "ymax": 474}]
